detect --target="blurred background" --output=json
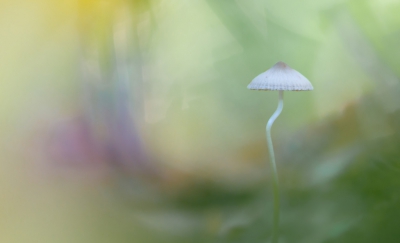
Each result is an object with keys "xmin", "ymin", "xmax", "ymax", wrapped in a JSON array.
[{"xmin": 1, "ymin": 0, "xmax": 400, "ymax": 242}]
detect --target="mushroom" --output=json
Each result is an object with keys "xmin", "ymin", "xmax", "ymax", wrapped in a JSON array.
[{"xmin": 247, "ymin": 61, "xmax": 313, "ymax": 243}]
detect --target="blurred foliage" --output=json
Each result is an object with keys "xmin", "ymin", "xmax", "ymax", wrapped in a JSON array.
[{"xmin": 1, "ymin": 0, "xmax": 400, "ymax": 243}]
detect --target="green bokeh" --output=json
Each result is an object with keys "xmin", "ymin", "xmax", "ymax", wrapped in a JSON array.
[{"xmin": 1, "ymin": 0, "xmax": 400, "ymax": 242}]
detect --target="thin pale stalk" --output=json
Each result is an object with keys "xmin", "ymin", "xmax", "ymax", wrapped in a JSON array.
[{"xmin": 266, "ymin": 90, "xmax": 283, "ymax": 243}]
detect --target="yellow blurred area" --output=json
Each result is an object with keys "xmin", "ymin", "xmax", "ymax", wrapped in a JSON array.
[{"xmin": 0, "ymin": 1, "xmax": 128, "ymax": 242}]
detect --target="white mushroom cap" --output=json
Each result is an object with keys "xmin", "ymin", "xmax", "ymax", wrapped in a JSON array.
[{"xmin": 247, "ymin": 61, "xmax": 313, "ymax": 91}]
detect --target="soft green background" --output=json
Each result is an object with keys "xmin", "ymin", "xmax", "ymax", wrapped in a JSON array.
[{"xmin": 1, "ymin": 0, "xmax": 400, "ymax": 242}]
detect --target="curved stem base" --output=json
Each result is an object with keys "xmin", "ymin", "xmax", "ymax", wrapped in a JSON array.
[{"xmin": 266, "ymin": 90, "xmax": 284, "ymax": 243}]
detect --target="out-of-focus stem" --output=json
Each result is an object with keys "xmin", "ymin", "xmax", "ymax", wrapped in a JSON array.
[{"xmin": 266, "ymin": 90, "xmax": 283, "ymax": 243}]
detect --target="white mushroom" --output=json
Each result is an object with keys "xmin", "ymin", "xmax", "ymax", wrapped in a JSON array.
[
  {"xmin": 247, "ymin": 61, "xmax": 313, "ymax": 243},
  {"xmin": 248, "ymin": 61, "xmax": 313, "ymax": 91}
]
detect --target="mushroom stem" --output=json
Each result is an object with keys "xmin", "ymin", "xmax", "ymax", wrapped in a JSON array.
[{"xmin": 266, "ymin": 90, "xmax": 283, "ymax": 243}]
